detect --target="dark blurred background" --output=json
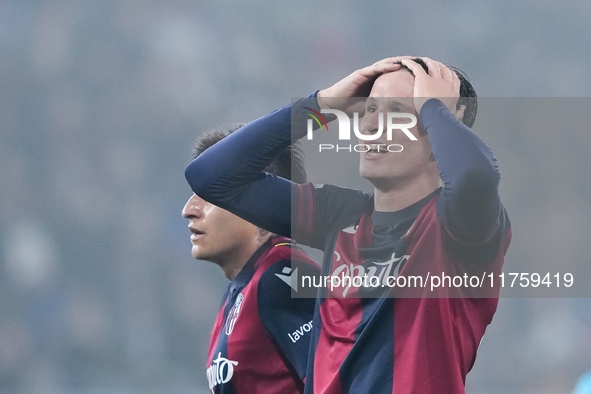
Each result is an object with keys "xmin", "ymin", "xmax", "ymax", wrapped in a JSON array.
[{"xmin": 1, "ymin": 1, "xmax": 590, "ymax": 393}]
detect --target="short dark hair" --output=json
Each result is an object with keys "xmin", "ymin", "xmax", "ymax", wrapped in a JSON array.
[
  {"xmin": 394, "ymin": 58, "xmax": 478, "ymax": 128},
  {"xmin": 192, "ymin": 123, "xmax": 307, "ymax": 183}
]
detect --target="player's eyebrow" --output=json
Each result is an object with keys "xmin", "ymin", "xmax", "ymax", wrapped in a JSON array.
[
  {"xmin": 390, "ymin": 99, "xmax": 413, "ymax": 112},
  {"xmin": 371, "ymin": 97, "xmax": 413, "ymax": 112},
  {"xmin": 366, "ymin": 97, "xmax": 377, "ymax": 106}
]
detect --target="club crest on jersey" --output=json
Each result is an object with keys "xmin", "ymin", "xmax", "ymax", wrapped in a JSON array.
[{"xmin": 225, "ymin": 293, "xmax": 243, "ymax": 335}]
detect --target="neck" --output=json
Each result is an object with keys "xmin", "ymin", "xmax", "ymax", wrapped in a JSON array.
[
  {"xmin": 373, "ymin": 175, "xmax": 440, "ymax": 212},
  {"xmin": 220, "ymin": 233, "xmax": 274, "ymax": 281}
]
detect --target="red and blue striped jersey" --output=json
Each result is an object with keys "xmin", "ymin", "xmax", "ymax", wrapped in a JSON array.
[
  {"xmin": 206, "ymin": 236, "xmax": 319, "ymax": 394},
  {"xmin": 295, "ymin": 184, "xmax": 511, "ymax": 394}
]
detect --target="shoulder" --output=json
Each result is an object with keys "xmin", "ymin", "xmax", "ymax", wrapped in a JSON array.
[
  {"xmin": 305, "ymin": 183, "xmax": 373, "ymax": 222},
  {"xmin": 256, "ymin": 241, "xmax": 319, "ymax": 307},
  {"xmin": 307, "ymin": 183, "xmax": 372, "ymax": 202}
]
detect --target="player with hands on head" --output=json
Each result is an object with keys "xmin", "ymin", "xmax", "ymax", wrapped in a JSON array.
[{"xmin": 185, "ymin": 56, "xmax": 511, "ymax": 394}]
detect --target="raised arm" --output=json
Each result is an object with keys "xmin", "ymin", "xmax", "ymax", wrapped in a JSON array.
[
  {"xmin": 402, "ymin": 58, "xmax": 501, "ymax": 243},
  {"xmin": 185, "ymin": 101, "xmax": 304, "ymax": 237},
  {"xmin": 185, "ymin": 57, "xmax": 407, "ymax": 237}
]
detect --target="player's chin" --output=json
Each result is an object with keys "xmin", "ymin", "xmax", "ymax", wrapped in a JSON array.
[
  {"xmin": 191, "ymin": 246, "xmax": 207, "ymax": 260},
  {"xmin": 359, "ymin": 167, "xmax": 376, "ymax": 181},
  {"xmin": 359, "ymin": 163, "xmax": 388, "ymax": 180},
  {"xmin": 360, "ymin": 170, "xmax": 388, "ymax": 185}
]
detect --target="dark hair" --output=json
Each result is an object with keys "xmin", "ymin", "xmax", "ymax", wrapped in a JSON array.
[
  {"xmin": 394, "ymin": 58, "xmax": 478, "ymax": 128},
  {"xmin": 192, "ymin": 123, "xmax": 307, "ymax": 183}
]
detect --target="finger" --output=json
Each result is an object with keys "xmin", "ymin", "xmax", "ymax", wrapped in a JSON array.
[
  {"xmin": 421, "ymin": 57, "xmax": 441, "ymax": 79},
  {"xmin": 358, "ymin": 56, "xmax": 412, "ymax": 79},
  {"xmin": 357, "ymin": 65, "xmax": 399, "ymax": 81},
  {"xmin": 437, "ymin": 62, "xmax": 454, "ymax": 81},
  {"xmin": 400, "ymin": 58, "xmax": 428, "ymax": 77},
  {"xmin": 452, "ymin": 71, "xmax": 461, "ymax": 92},
  {"xmin": 374, "ymin": 56, "xmax": 414, "ymax": 71},
  {"xmin": 389, "ymin": 55, "xmax": 413, "ymax": 63},
  {"xmin": 375, "ymin": 56, "xmax": 415, "ymax": 68},
  {"xmin": 358, "ymin": 60, "xmax": 398, "ymax": 79},
  {"xmin": 375, "ymin": 61, "xmax": 403, "ymax": 74},
  {"xmin": 377, "ymin": 55, "xmax": 413, "ymax": 63}
]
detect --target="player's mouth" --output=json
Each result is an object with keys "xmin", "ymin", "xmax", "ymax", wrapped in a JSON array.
[
  {"xmin": 189, "ymin": 226, "xmax": 205, "ymax": 241},
  {"xmin": 364, "ymin": 144, "xmax": 387, "ymax": 158}
]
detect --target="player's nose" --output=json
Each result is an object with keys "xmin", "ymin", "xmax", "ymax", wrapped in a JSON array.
[
  {"xmin": 182, "ymin": 194, "xmax": 204, "ymax": 219},
  {"xmin": 359, "ymin": 112, "xmax": 384, "ymax": 138}
]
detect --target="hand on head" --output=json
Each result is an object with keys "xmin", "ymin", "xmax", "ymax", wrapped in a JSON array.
[
  {"xmin": 318, "ymin": 56, "xmax": 464, "ymax": 121},
  {"xmin": 399, "ymin": 57, "xmax": 462, "ymax": 118},
  {"xmin": 317, "ymin": 56, "xmax": 412, "ymax": 114}
]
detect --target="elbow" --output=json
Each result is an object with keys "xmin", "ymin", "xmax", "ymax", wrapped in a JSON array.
[
  {"xmin": 184, "ymin": 157, "xmax": 245, "ymax": 206},
  {"xmin": 450, "ymin": 152, "xmax": 500, "ymax": 201},
  {"xmin": 442, "ymin": 159, "xmax": 502, "ymax": 242},
  {"xmin": 184, "ymin": 158, "xmax": 217, "ymax": 201}
]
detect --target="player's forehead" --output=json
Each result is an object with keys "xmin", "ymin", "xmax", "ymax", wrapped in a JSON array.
[{"xmin": 369, "ymin": 70, "xmax": 414, "ymax": 98}]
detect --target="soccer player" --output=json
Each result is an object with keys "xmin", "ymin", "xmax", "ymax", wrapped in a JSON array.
[
  {"xmin": 185, "ymin": 57, "xmax": 512, "ymax": 393},
  {"xmin": 182, "ymin": 126, "xmax": 319, "ymax": 394}
]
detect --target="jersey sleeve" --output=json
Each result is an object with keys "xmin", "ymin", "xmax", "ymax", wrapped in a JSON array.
[
  {"xmin": 420, "ymin": 99, "xmax": 510, "ymax": 263},
  {"xmin": 293, "ymin": 183, "xmax": 371, "ymax": 250},
  {"xmin": 185, "ymin": 95, "xmax": 320, "ymax": 238},
  {"xmin": 256, "ymin": 259, "xmax": 319, "ymax": 380}
]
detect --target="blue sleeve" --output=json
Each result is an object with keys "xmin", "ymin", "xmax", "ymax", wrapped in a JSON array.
[
  {"xmin": 294, "ymin": 183, "xmax": 372, "ymax": 250},
  {"xmin": 420, "ymin": 99, "xmax": 502, "ymax": 243},
  {"xmin": 257, "ymin": 259, "xmax": 319, "ymax": 379},
  {"xmin": 184, "ymin": 95, "xmax": 319, "ymax": 237}
]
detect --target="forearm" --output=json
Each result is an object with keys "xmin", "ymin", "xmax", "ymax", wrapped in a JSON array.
[
  {"xmin": 421, "ymin": 99, "xmax": 501, "ymax": 242},
  {"xmin": 184, "ymin": 95, "xmax": 320, "ymax": 236}
]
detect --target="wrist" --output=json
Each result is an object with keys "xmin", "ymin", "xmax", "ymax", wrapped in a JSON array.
[{"xmin": 316, "ymin": 89, "xmax": 331, "ymax": 109}]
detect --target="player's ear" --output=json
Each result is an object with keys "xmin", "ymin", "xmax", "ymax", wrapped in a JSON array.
[{"xmin": 455, "ymin": 104, "xmax": 466, "ymax": 122}]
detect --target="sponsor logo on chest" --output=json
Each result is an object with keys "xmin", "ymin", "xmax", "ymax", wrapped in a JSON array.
[
  {"xmin": 207, "ymin": 352, "xmax": 239, "ymax": 390},
  {"xmin": 332, "ymin": 231, "xmax": 409, "ymax": 297}
]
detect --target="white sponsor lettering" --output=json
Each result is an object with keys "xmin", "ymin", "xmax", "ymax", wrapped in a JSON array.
[
  {"xmin": 206, "ymin": 352, "xmax": 239, "ymax": 391},
  {"xmin": 331, "ymin": 252, "xmax": 409, "ymax": 297},
  {"xmin": 288, "ymin": 319, "xmax": 314, "ymax": 343}
]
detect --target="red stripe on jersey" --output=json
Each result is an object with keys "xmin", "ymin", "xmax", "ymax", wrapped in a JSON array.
[
  {"xmin": 207, "ymin": 300, "xmax": 228, "ymax": 367},
  {"xmin": 314, "ymin": 297, "xmax": 361, "ymax": 393},
  {"xmin": 311, "ymin": 215, "xmax": 372, "ymax": 393},
  {"xmin": 297, "ymin": 185, "xmax": 305, "ymax": 234},
  {"xmin": 295, "ymin": 183, "xmax": 314, "ymax": 244},
  {"xmin": 305, "ymin": 184, "xmax": 314, "ymax": 236}
]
